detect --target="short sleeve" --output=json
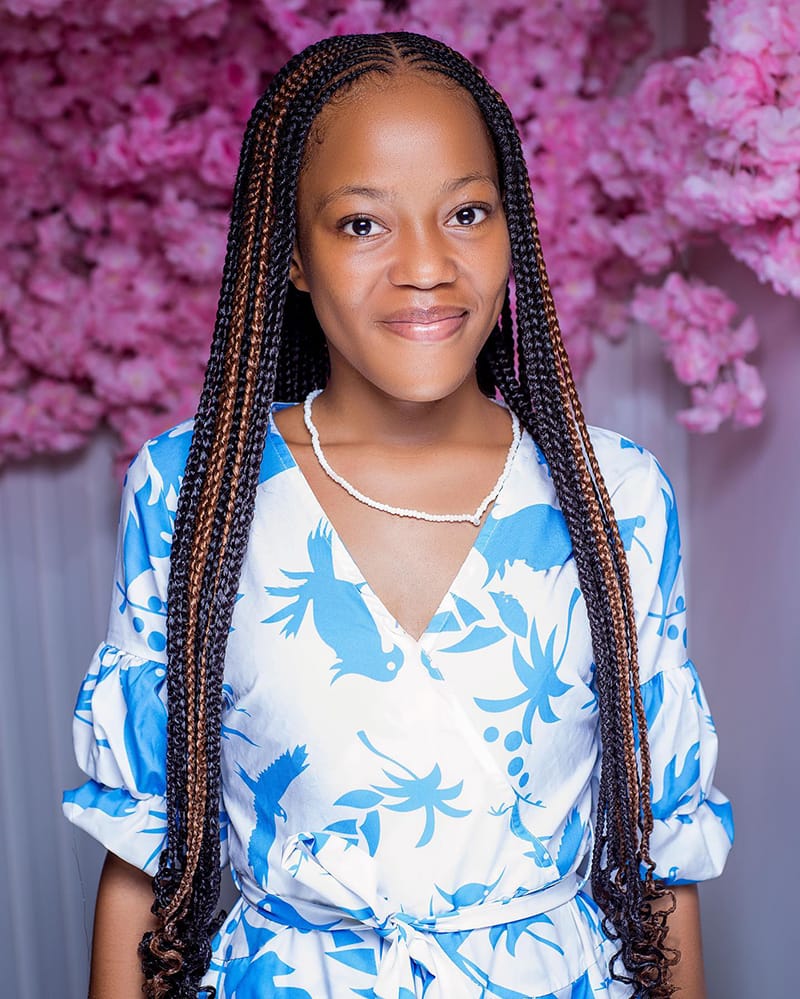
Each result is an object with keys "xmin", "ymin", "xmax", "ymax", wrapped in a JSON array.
[
  {"xmin": 62, "ymin": 425, "xmax": 229, "ymax": 874},
  {"xmin": 605, "ymin": 435, "xmax": 734, "ymax": 883}
]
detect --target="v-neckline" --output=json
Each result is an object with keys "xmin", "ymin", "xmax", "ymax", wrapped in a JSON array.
[{"xmin": 267, "ymin": 404, "xmax": 523, "ymax": 650}]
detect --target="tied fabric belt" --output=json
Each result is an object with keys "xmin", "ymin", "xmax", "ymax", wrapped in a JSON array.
[{"xmin": 238, "ymin": 831, "xmax": 583, "ymax": 999}]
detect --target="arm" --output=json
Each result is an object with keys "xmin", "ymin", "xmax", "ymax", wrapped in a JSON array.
[
  {"xmin": 89, "ymin": 851, "xmax": 157, "ymax": 999},
  {"xmin": 659, "ymin": 883, "xmax": 707, "ymax": 997}
]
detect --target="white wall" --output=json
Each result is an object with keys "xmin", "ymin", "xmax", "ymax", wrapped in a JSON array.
[
  {"xmin": 0, "ymin": 435, "xmax": 118, "ymax": 998},
  {"xmin": 685, "ymin": 248, "xmax": 800, "ymax": 997}
]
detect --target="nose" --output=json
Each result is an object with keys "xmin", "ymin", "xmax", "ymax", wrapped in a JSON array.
[{"xmin": 387, "ymin": 222, "xmax": 458, "ymax": 289}]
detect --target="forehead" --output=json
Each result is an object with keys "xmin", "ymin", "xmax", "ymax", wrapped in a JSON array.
[{"xmin": 298, "ymin": 72, "xmax": 499, "ymax": 205}]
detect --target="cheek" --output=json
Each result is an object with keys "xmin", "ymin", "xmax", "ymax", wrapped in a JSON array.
[{"xmin": 473, "ymin": 223, "xmax": 511, "ymax": 286}]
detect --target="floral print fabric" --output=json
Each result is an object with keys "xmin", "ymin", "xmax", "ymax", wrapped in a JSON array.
[{"xmin": 63, "ymin": 406, "xmax": 733, "ymax": 998}]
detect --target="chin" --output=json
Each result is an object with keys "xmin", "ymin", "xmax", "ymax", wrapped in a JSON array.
[{"xmin": 372, "ymin": 370, "xmax": 478, "ymax": 405}]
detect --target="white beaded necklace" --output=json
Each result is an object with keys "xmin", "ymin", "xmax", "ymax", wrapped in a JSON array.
[{"xmin": 302, "ymin": 388, "xmax": 522, "ymax": 526}]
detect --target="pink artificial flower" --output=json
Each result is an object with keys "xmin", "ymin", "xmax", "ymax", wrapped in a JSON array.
[
  {"xmin": 686, "ymin": 51, "xmax": 772, "ymax": 130},
  {"xmin": 89, "ymin": 241, "xmax": 143, "ymax": 281},
  {"xmin": 665, "ymin": 325, "xmax": 727, "ymax": 386},
  {"xmin": 0, "ymin": 118, "xmax": 49, "ymax": 187},
  {"xmin": 726, "ymin": 219, "xmax": 800, "ymax": 296},
  {"xmin": 677, "ymin": 381, "xmax": 736, "ymax": 433},
  {"xmin": 88, "ymin": 351, "xmax": 169, "ymax": 405},
  {"xmin": 7, "ymin": 299, "xmax": 90, "ymax": 378},
  {"xmin": 157, "ymin": 191, "xmax": 228, "ymax": 280},
  {"xmin": 327, "ymin": 0, "xmax": 386, "ymax": 38},
  {"xmin": 708, "ymin": 1, "xmax": 776, "ymax": 57},
  {"xmin": 93, "ymin": 122, "xmax": 147, "ymax": 184},
  {"xmin": 16, "ymin": 378, "xmax": 104, "ymax": 455},
  {"xmin": 200, "ymin": 126, "xmax": 240, "ymax": 188},
  {"xmin": 0, "ymin": 270, "xmax": 24, "ymax": 318},
  {"xmin": 726, "ymin": 315, "xmax": 759, "ymax": 359},
  {"xmin": 631, "ymin": 273, "xmax": 760, "ymax": 390},
  {"xmin": 2, "ymin": 0, "xmax": 783, "ymax": 465},
  {"xmin": 562, "ymin": 323, "xmax": 595, "ymax": 381},
  {"xmin": 0, "ymin": 354, "xmax": 29, "ymax": 391},
  {"xmin": 26, "ymin": 265, "xmax": 84, "ymax": 308},
  {"xmin": 66, "ymin": 190, "xmax": 107, "ymax": 233},
  {"xmin": 131, "ymin": 87, "xmax": 175, "ymax": 128},
  {"xmin": 0, "ymin": 394, "xmax": 27, "ymax": 446},
  {"xmin": 610, "ymin": 213, "xmax": 679, "ymax": 275},
  {"xmin": 683, "ymin": 166, "xmax": 800, "ymax": 226},
  {"xmin": 731, "ymin": 357, "xmax": 766, "ymax": 427},
  {"xmin": 182, "ymin": 2, "xmax": 231, "ymax": 39},
  {"xmin": 754, "ymin": 104, "xmax": 800, "ymax": 164}
]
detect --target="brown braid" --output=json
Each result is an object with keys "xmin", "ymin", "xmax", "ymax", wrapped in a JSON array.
[{"xmin": 142, "ymin": 31, "xmax": 677, "ymax": 998}]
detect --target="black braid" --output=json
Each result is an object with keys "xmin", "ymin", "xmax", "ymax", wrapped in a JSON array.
[
  {"xmin": 148, "ymin": 30, "xmax": 674, "ymax": 999},
  {"xmin": 392, "ymin": 33, "xmax": 674, "ymax": 993}
]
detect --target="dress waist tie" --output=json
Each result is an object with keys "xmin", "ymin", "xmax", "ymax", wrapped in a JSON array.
[{"xmin": 239, "ymin": 831, "xmax": 584, "ymax": 999}]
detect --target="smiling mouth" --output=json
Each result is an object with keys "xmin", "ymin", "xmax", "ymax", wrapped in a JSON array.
[{"xmin": 380, "ymin": 310, "xmax": 469, "ymax": 342}]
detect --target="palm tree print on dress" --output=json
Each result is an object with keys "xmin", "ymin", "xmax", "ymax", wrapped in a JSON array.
[
  {"xmin": 473, "ymin": 589, "xmax": 581, "ymax": 739},
  {"xmin": 332, "ymin": 731, "xmax": 471, "ymax": 849},
  {"xmin": 263, "ymin": 524, "xmax": 405, "ymax": 682}
]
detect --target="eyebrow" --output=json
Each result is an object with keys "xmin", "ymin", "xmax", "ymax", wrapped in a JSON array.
[{"xmin": 314, "ymin": 172, "xmax": 499, "ymax": 213}]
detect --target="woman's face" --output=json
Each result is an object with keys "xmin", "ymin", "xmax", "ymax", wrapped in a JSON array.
[{"xmin": 291, "ymin": 71, "xmax": 511, "ymax": 404}]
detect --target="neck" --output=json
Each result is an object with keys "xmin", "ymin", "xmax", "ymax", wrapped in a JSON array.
[{"xmin": 311, "ymin": 373, "xmax": 504, "ymax": 449}]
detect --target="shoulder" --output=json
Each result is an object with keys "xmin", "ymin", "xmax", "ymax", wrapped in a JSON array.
[
  {"xmin": 586, "ymin": 425, "xmax": 674, "ymax": 509},
  {"xmin": 586, "ymin": 427, "xmax": 682, "ymax": 570},
  {"xmin": 124, "ymin": 419, "xmax": 195, "ymax": 507},
  {"xmin": 123, "ymin": 405, "xmax": 298, "ymax": 502}
]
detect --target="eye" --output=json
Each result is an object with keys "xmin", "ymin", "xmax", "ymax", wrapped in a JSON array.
[
  {"xmin": 448, "ymin": 205, "xmax": 490, "ymax": 227},
  {"xmin": 340, "ymin": 217, "xmax": 387, "ymax": 237}
]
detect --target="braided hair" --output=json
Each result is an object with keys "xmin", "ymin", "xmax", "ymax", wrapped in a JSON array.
[{"xmin": 140, "ymin": 31, "xmax": 677, "ymax": 998}]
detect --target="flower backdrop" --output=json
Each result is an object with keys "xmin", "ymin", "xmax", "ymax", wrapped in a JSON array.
[{"xmin": 0, "ymin": 0, "xmax": 797, "ymax": 465}]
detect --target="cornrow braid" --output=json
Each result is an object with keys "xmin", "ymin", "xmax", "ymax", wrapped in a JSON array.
[{"xmin": 146, "ymin": 30, "xmax": 676, "ymax": 998}]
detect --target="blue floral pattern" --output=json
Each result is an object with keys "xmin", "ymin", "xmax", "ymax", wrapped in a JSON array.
[{"xmin": 63, "ymin": 409, "xmax": 732, "ymax": 998}]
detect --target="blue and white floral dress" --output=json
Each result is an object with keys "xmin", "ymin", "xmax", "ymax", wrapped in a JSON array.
[{"xmin": 63, "ymin": 405, "xmax": 733, "ymax": 999}]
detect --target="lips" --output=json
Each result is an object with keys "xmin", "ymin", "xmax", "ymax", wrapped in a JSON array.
[{"xmin": 379, "ymin": 306, "xmax": 469, "ymax": 342}]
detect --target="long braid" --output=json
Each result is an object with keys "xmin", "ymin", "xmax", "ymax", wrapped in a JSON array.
[
  {"xmin": 145, "ymin": 31, "xmax": 675, "ymax": 998},
  {"xmin": 142, "ymin": 37, "xmax": 403, "ymax": 997},
  {"xmin": 394, "ymin": 33, "xmax": 677, "ymax": 995}
]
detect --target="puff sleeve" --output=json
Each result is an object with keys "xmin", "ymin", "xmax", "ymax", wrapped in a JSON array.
[
  {"xmin": 62, "ymin": 424, "xmax": 229, "ymax": 874},
  {"xmin": 606, "ymin": 435, "xmax": 734, "ymax": 884}
]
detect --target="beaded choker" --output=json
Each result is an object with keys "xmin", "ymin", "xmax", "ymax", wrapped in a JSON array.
[{"xmin": 302, "ymin": 389, "xmax": 521, "ymax": 526}]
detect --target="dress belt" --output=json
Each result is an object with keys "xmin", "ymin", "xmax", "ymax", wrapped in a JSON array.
[{"xmin": 237, "ymin": 831, "xmax": 584, "ymax": 999}]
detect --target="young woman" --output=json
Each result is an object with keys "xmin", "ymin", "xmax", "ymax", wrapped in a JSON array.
[{"xmin": 64, "ymin": 31, "xmax": 733, "ymax": 999}]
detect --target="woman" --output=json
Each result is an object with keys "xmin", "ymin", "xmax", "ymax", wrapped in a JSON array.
[{"xmin": 64, "ymin": 31, "xmax": 733, "ymax": 999}]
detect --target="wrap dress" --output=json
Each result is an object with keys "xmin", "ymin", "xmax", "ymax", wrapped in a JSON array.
[{"xmin": 63, "ymin": 404, "xmax": 733, "ymax": 998}]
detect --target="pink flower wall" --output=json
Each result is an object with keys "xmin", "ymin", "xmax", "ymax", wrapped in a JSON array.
[{"xmin": 0, "ymin": 0, "xmax": 796, "ymax": 465}]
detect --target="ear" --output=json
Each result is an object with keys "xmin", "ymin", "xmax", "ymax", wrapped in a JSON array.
[{"xmin": 289, "ymin": 244, "xmax": 310, "ymax": 293}]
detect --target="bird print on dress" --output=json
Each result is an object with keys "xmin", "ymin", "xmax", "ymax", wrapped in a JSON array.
[
  {"xmin": 490, "ymin": 791, "xmax": 552, "ymax": 868},
  {"xmin": 651, "ymin": 742, "xmax": 701, "ymax": 821},
  {"xmin": 479, "ymin": 503, "xmax": 573, "ymax": 583},
  {"xmin": 118, "ymin": 659, "xmax": 167, "ymax": 796},
  {"xmin": 263, "ymin": 524, "xmax": 405, "ymax": 683},
  {"xmin": 435, "ymin": 871, "xmax": 504, "ymax": 909},
  {"xmin": 236, "ymin": 746, "xmax": 309, "ymax": 888},
  {"xmin": 649, "ymin": 484, "xmax": 685, "ymax": 641}
]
